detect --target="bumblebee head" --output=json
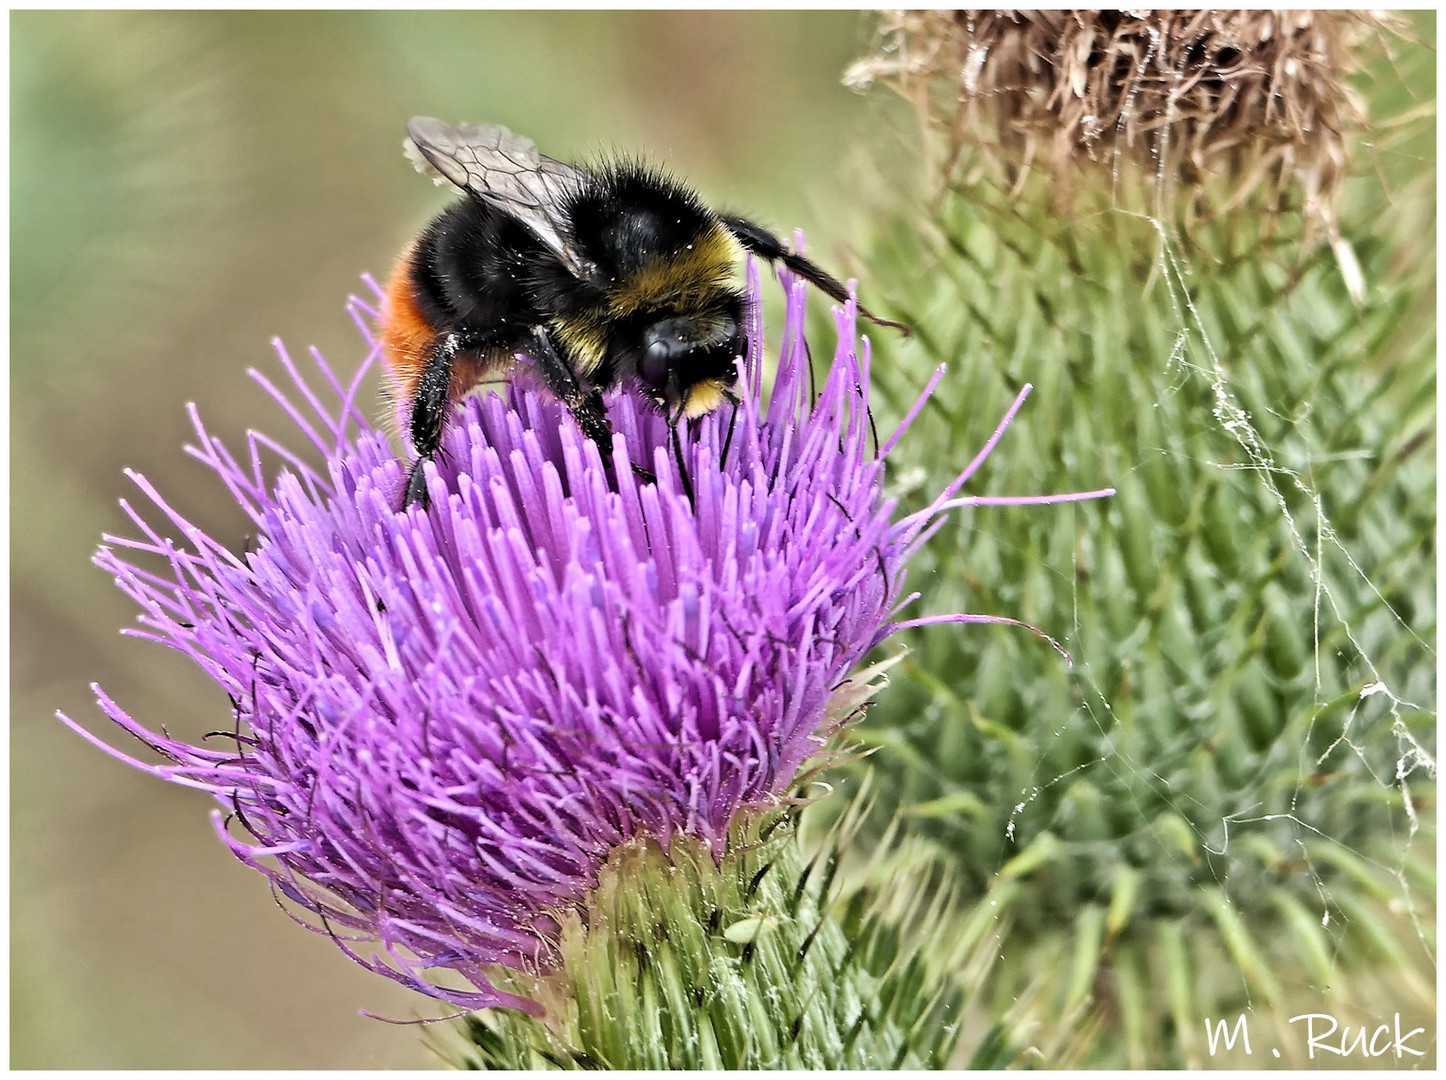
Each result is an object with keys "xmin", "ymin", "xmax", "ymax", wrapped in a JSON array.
[{"xmin": 630, "ymin": 306, "xmax": 745, "ymax": 425}]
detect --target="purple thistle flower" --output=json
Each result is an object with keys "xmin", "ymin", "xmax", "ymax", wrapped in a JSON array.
[{"xmin": 60, "ymin": 255, "xmax": 1109, "ymax": 1014}]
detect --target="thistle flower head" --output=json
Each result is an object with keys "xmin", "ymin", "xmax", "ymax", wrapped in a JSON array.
[
  {"xmin": 62, "ymin": 251, "xmax": 1106, "ymax": 1015},
  {"xmin": 60, "ymin": 258, "xmax": 931, "ymax": 1011}
]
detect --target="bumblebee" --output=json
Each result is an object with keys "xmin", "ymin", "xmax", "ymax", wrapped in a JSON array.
[{"xmin": 381, "ymin": 116, "xmax": 906, "ymax": 509}]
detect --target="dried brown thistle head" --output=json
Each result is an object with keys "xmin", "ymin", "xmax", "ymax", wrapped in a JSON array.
[{"xmin": 846, "ymin": 10, "xmax": 1397, "ymax": 232}]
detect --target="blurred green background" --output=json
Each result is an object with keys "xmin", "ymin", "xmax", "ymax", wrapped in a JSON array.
[{"xmin": 11, "ymin": 10, "xmax": 908, "ymax": 1068}]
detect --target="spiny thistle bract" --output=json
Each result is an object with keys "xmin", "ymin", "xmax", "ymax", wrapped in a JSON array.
[
  {"xmin": 60, "ymin": 255, "xmax": 1108, "ymax": 1063},
  {"xmin": 841, "ymin": 22, "xmax": 1435, "ymax": 1067},
  {"xmin": 443, "ymin": 800, "xmax": 981, "ymax": 1069}
]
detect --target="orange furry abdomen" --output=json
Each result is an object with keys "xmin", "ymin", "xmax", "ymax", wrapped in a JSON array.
[
  {"xmin": 379, "ymin": 245, "xmax": 512, "ymax": 436},
  {"xmin": 379, "ymin": 247, "xmax": 435, "ymax": 406}
]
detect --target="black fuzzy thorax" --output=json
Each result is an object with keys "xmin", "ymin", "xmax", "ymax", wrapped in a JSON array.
[{"xmin": 563, "ymin": 162, "xmax": 717, "ymax": 284}]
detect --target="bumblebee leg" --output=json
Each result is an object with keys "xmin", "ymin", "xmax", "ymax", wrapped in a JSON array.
[
  {"xmin": 719, "ymin": 386, "xmax": 741, "ymax": 467},
  {"xmin": 526, "ymin": 326, "xmax": 658, "ymax": 485},
  {"xmin": 525, "ymin": 326, "xmax": 612, "ymax": 443},
  {"xmin": 719, "ymin": 213, "xmax": 910, "ymax": 335},
  {"xmin": 670, "ymin": 422, "xmax": 695, "ymax": 506},
  {"xmin": 402, "ymin": 332, "xmax": 462, "ymax": 510}
]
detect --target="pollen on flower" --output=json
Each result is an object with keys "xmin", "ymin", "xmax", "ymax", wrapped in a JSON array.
[{"xmin": 59, "ymin": 254, "xmax": 1108, "ymax": 1013}]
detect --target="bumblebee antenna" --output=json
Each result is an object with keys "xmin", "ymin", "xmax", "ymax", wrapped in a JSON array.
[{"xmin": 719, "ymin": 214, "xmax": 911, "ymax": 335}]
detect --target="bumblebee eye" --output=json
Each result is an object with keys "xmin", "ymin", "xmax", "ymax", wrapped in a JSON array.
[{"xmin": 642, "ymin": 339, "xmax": 671, "ymax": 387}]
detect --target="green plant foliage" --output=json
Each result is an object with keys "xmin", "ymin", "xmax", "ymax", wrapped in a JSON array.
[
  {"xmin": 832, "ymin": 55, "xmax": 1435, "ymax": 1067},
  {"xmin": 438, "ymin": 800, "xmax": 997, "ymax": 1069}
]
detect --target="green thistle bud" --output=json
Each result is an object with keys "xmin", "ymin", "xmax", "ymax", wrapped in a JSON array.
[{"xmin": 445, "ymin": 808, "xmax": 971, "ymax": 1069}]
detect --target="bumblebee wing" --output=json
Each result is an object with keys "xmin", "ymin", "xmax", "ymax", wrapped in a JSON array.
[{"xmin": 405, "ymin": 116, "xmax": 593, "ymax": 278}]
